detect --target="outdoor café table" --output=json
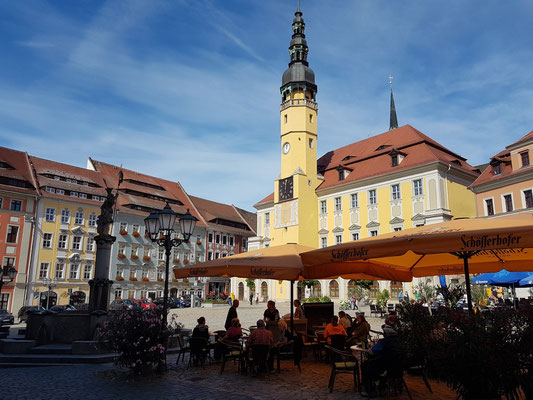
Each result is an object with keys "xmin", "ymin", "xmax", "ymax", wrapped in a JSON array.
[{"xmin": 350, "ymin": 344, "xmax": 371, "ymax": 366}]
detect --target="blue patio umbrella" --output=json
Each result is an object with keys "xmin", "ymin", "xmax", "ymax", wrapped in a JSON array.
[
  {"xmin": 518, "ymin": 275, "xmax": 533, "ymax": 287},
  {"xmin": 472, "ymin": 269, "xmax": 533, "ymax": 287}
]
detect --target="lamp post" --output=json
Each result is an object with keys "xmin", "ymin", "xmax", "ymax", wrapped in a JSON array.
[
  {"xmin": 0, "ymin": 264, "xmax": 17, "ymax": 305},
  {"xmin": 144, "ymin": 204, "xmax": 197, "ymax": 328},
  {"xmin": 42, "ymin": 277, "xmax": 57, "ymax": 309}
]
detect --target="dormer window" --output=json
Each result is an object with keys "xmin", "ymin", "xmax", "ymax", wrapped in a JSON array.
[
  {"xmin": 521, "ymin": 151, "xmax": 530, "ymax": 167},
  {"xmin": 389, "ymin": 150, "xmax": 404, "ymax": 167},
  {"xmin": 338, "ymin": 168, "xmax": 345, "ymax": 181},
  {"xmin": 493, "ymin": 163, "xmax": 502, "ymax": 175},
  {"xmin": 337, "ymin": 166, "xmax": 351, "ymax": 181},
  {"xmin": 391, "ymin": 155, "xmax": 398, "ymax": 167},
  {"xmin": 451, "ymin": 160, "xmax": 462, "ymax": 166}
]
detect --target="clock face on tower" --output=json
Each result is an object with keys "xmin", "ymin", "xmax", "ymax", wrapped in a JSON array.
[{"xmin": 278, "ymin": 176, "xmax": 294, "ymax": 202}]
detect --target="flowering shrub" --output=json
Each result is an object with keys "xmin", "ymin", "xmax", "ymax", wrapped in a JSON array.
[
  {"xmin": 173, "ymin": 258, "xmax": 180, "ymax": 263},
  {"xmin": 143, "ymin": 256, "xmax": 151, "ymax": 261},
  {"xmin": 183, "ymin": 259, "xmax": 189, "ymax": 265},
  {"xmin": 97, "ymin": 307, "xmax": 166, "ymax": 376},
  {"xmin": 119, "ymin": 230, "xmax": 128, "ymax": 235},
  {"xmin": 131, "ymin": 255, "xmax": 139, "ymax": 260},
  {"xmin": 118, "ymin": 253, "xmax": 126, "ymax": 259},
  {"xmin": 133, "ymin": 232, "xmax": 141, "ymax": 237}
]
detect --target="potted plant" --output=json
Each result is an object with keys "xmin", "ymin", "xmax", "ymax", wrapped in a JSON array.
[
  {"xmin": 141, "ymin": 277, "xmax": 149, "ymax": 282},
  {"xmin": 118, "ymin": 253, "xmax": 126, "ymax": 259},
  {"xmin": 173, "ymin": 258, "xmax": 180, "ymax": 263},
  {"xmin": 131, "ymin": 254, "xmax": 139, "ymax": 260},
  {"xmin": 172, "ymin": 278, "xmax": 178, "ymax": 282},
  {"xmin": 116, "ymin": 276, "xmax": 124, "ymax": 281},
  {"xmin": 183, "ymin": 259, "xmax": 189, "ymax": 265},
  {"xmin": 119, "ymin": 229, "xmax": 128, "ymax": 235},
  {"xmin": 129, "ymin": 277, "xmax": 137, "ymax": 281},
  {"xmin": 183, "ymin": 278, "xmax": 189, "ymax": 283},
  {"xmin": 196, "ymin": 240, "xmax": 202, "ymax": 246},
  {"xmin": 157, "ymin": 278, "xmax": 164, "ymax": 282},
  {"xmin": 133, "ymin": 231, "xmax": 141, "ymax": 238},
  {"xmin": 143, "ymin": 256, "xmax": 151, "ymax": 261},
  {"xmin": 144, "ymin": 232, "xmax": 150, "ymax": 238}
]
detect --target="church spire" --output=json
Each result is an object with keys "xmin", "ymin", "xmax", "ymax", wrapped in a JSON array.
[
  {"xmin": 280, "ymin": 1, "xmax": 317, "ymax": 100},
  {"xmin": 389, "ymin": 76, "xmax": 399, "ymax": 130}
]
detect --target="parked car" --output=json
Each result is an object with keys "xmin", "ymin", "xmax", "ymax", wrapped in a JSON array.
[
  {"xmin": 180, "ymin": 295, "xmax": 191, "ymax": 308},
  {"xmin": 154, "ymin": 297, "xmax": 181, "ymax": 308},
  {"xmin": 0, "ymin": 309, "xmax": 14, "ymax": 325},
  {"xmin": 134, "ymin": 299, "xmax": 155, "ymax": 310},
  {"xmin": 50, "ymin": 305, "xmax": 77, "ymax": 312},
  {"xmin": 109, "ymin": 299, "xmax": 142, "ymax": 311},
  {"xmin": 17, "ymin": 306, "xmax": 46, "ymax": 323}
]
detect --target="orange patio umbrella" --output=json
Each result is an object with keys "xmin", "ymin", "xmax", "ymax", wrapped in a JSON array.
[{"xmin": 301, "ymin": 212, "xmax": 533, "ymax": 311}]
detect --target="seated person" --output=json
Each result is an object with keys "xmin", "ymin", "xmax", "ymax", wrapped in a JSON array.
[
  {"xmin": 264, "ymin": 300, "xmax": 280, "ymax": 322},
  {"xmin": 338, "ymin": 311, "xmax": 351, "ymax": 330},
  {"xmin": 277, "ymin": 318, "xmax": 290, "ymax": 345},
  {"xmin": 192, "ymin": 316, "xmax": 209, "ymax": 340},
  {"xmin": 323, "ymin": 315, "xmax": 347, "ymax": 344},
  {"xmin": 346, "ymin": 314, "xmax": 370, "ymax": 347},
  {"xmin": 294, "ymin": 299, "xmax": 304, "ymax": 319},
  {"xmin": 247, "ymin": 320, "xmax": 274, "ymax": 355},
  {"xmin": 385, "ymin": 310, "xmax": 399, "ymax": 328},
  {"xmin": 224, "ymin": 318, "xmax": 242, "ymax": 342},
  {"xmin": 361, "ymin": 325, "xmax": 401, "ymax": 396}
]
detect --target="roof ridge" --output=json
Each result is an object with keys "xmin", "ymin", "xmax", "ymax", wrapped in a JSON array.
[
  {"xmin": 231, "ymin": 204, "xmax": 256, "ymax": 234},
  {"xmin": 178, "ymin": 184, "xmax": 208, "ymax": 226}
]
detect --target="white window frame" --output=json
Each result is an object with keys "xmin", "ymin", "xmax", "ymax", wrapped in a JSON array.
[
  {"xmin": 45, "ymin": 207, "xmax": 56, "ymax": 222},
  {"xmin": 369, "ymin": 189, "xmax": 377, "ymax": 205},
  {"xmin": 58, "ymin": 234, "xmax": 68, "ymax": 249},
  {"xmin": 484, "ymin": 197, "xmax": 495, "ymax": 216},
  {"xmin": 413, "ymin": 179, "xmax": 423, "ymax": 196},
  {"xmin": 61, "ymin": 209, "xmax": 71, "ymax": 224},
  {"xmin": 74, "ymin": 210, "xmax": 84, "ymax": 225},
  {"xmin": 522, "ymin": 189, "xmax": 533, "ymax": 209},
  {"xmin": 88, "ymin": 213, "xmax": 97, "ymax": 227},
  {"xmin": 69, "ymin": 263, "xmax": 80, "ymax": 280},
  {"xmin": 320, "ymin": 200, "xmax": 327, "ymax": 214},
  {"xmin": 10, "ymin": 199, "xmax": 22, "ymax": 211},
  {"xmin": 391, "ymin": 184, "xmax": 401, "ymax": 200},
  {"xmin": 350, "ymin": 193, "xmax": 358, "ymax": 209},
  {"xmin": 369, "ymin": 229, "xmax": 379, "ymax": 237},
  {"xmin": 86, "ymin": 236, "xmax": 95, "ymax": 252},
  {"xmin": 351, "ymin": 232, "xmax": 359, "ymax": 241},
  {"xmin": 6, "ymin": 225, "xmax": 19, "ymax": 243},
  {"xmin": 72, "ymin": 236, "xmax": 83, "ymax": 251},
  {"xmin": 335, "ymin": 234, "xmax": 343, "ymax": 245},
  {"xmin": 83, "ymin": 264, "xmax": 92, "ymax": 280},
  {"xmin": 42, "ymin": 233, "xmax": 53, "ymax": 249},
  {"xmin": 501, "ymin": 193, "xmax": 514, "ymax": 213},
  {"xmin": 320, "ymin": 237, "xmax": 327, "ymax": 248},
  {"xmin": 38, "ymin": 262, "xmax": 49, "ymax": 279},
  {"xmin": 334, "ymin": 197, "xmax": 342, "ymax": 212},
  {"xmin": 55, "ymin": 262, "xmax": 65, "ymax": 280}
]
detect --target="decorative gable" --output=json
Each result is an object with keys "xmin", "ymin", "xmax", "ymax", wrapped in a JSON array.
[
  {"xmin": 318, "ymin": 228, "xmax": 329, "ymax": 235},
  {"xmin": 72, "ymin": 226, "xmax": 85, "ymax": 235},
  {"xmin": 348, "ymin": 224, "xmax": 361, "ymax": 230},
  {"xmin": 389, "ymin": 217, "xmax": 404, "ymax": 224},
  {"xmin": 366, "ymin": 221, "xmax": 380, "ymax": 228},
  {"xmin": 332, "ymin": 226, "xmax": 344, "ymax": 233}
]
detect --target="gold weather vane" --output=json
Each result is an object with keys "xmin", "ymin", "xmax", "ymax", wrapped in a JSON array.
[{"xmin": 389, "ymin": 75, "xmax": 394, "ymax": 86}]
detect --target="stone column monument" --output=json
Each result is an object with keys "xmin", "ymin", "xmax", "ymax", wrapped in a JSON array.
[{"xmin": 88, "ymin": 187, "xmax": 117, "ymax": 312}]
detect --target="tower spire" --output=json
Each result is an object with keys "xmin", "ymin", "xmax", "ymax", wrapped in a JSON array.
[{"xmin": 389, "ymin": 76, "xmax": 399, "ymax": 130}]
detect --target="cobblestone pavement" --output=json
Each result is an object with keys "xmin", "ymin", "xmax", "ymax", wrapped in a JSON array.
[{"xmin": 1, "ymin": 352, "xmax": 458, "ymax": 400}]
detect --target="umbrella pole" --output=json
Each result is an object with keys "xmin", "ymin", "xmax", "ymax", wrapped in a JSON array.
[
  {"xmin": 290, "ymin": 280, "xmax": 294, "ymax": 334},
  {"xmin": 463, "ymin": 256, "xmax": 474, "ymax": 313}
]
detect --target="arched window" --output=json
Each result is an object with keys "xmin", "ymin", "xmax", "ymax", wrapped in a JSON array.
[
  {"xmin": 390, "ymin": 281, "xmax": 403, "ymax": 299},
  {"xmin": 313, "ymin": 282, "xmax": 322, "ymax": 297},
  {"xmin": 347, "ymin": 279, "xmax": 356, "ymax": 296},
  {"xmin": 261, "ymin": 281, "xmax": 268, "ymax": 299},
  {"xmin": 369, "ymin": 281, "xmax": 379, "ymax": 298},
  {"xmin": 329, "ymin": 280, "xmax": 339, "ymax": 298}
]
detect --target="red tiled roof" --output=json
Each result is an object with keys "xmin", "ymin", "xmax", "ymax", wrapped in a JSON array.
[
  {"xmin": 254, "ymin": 192, "xmax": 274, "ymax": 207},
  {"xmin": 89, "ymin": 159, "xmax": 206, "ymax": 226},
  {"xmin": 189, "ymin": 195, "xmax": 256, "ymax": 235},
  {"xmin": 0, "ymin": 147, "xmax": 38, "ymax": 196},
  {"xmin": 30, "ymin": 155, "xmax": 106, "ymax": 203},
  {"xmin": 317, "ymin": 125, "xmax": 478, "ymax": 191}
]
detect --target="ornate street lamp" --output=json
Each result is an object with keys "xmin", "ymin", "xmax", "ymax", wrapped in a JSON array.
[
  {"xmin": 0, "ymin": 264, "xmax": 17, "ymax": 301},
  {"xmin": 144, "ymin": 204, "xmax": 197, "ymax": 326}
]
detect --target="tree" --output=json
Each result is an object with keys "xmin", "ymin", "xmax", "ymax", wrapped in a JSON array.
[
  {"xmin": 300, "ymin": 280, "xmax": 320, "ymax": 288},
  {"xmin": 376, "ymin": 289, "xmax": 390, "ymax": 308},
  {"xmin": 415, "ymin": 282, "xmax": 436, "ymax": 302},
  {"xmin": 348, "ymin": 286, "xmax": 369, "ymax": 303},
  {"xmin": 245, "ymin": 278, "xmax": 255, "ymax": 293},
  {"xmin": 351, "ymin": 280, "xmax": 373, "ymax": 290}
]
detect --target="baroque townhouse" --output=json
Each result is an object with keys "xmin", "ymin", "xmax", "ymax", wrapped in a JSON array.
[
  {"xmin": 26, "ymin": 156, "xmax": 107, "ymax": 308},
  {"xmin": 470, "ymin": 130, "xmax": 533, "ymax": 217},
  {"xmin": 88, "ymin": 159, "xmax": 208, "ymax": 301},
  {"xmin": 0, "ymin": 147, "xmax": 38, "ymax": 313},
  {"xmin": 188, "ymin": 196, "xmax": 256, "ymax": 299},
  {"xmin": 248, "ymin": 5, "xmax": 481, "ymax": 302}
]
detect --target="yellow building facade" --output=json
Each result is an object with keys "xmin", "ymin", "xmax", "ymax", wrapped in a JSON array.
[{"xmin": 26, "ymin": 156, "xmax": 107, "ymax": 308}]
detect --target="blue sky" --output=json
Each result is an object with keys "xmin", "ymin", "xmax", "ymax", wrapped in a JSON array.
[{"xmin": 1, "ymin": 0, "xmax": 532, "ymax": 211}]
